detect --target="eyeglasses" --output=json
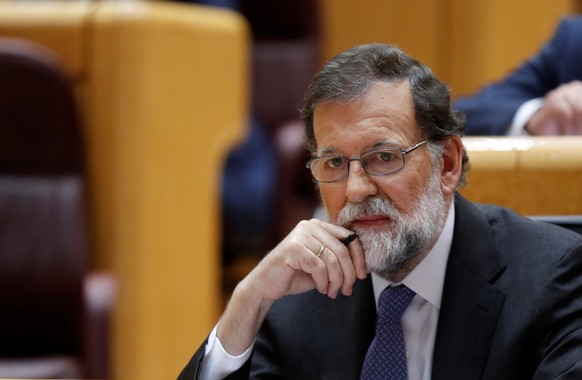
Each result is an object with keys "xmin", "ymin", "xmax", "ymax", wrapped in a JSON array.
[{"xmin": 306, "ymin": 140, "xmax": 429, "ymax": 183}]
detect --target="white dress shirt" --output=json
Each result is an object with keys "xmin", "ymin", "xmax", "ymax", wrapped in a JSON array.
[
  {"xmin": 371, "ymin": 201, "xmax": 454, "ymax": 380},
  {"xmin": 506, "ymin": 98, "xmax": 543, "ymax": 136},
  {"xmin": 199, "ymin": 203, "xmax": 455, "ymax": 380}
]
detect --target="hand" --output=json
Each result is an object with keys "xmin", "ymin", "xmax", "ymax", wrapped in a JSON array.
[
  {"xmin": 248, "ymin": 219, "xmax": 366, "ymax": 301},
  {"xmin": 217, "ymin": 219, "xmax": 366, "ymax": 355},
  {"xmin": 525, "ymin": 80, "xmax": 582, "ymax": 135}
]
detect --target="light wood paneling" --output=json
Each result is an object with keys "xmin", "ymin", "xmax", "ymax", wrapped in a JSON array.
[
  {"xmin": 448, "ymin": 0, "xmax": 576, "ymax": 97},
  {"xmin": 0, "ymin": 2, "xmax": 249, "ymax": 378},
  {"xmin": 319, "ymin": 0, "xmax": 578, "ymax": 97},
  {"xmin": 461, "ymin": 137, "xmax": 582, "ymax": 215},
  {"xmin": 320, "ymin": 0, "xmax": 447, "ymax": 76}
]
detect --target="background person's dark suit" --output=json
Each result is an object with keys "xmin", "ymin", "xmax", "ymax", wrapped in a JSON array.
[
  {"xmin": 454, "ymin": 16, "xmax": 582, "ymax": 135},
  {"xmin": 179, "ymin": 194, "xmax": 582, "ymax": 379}
]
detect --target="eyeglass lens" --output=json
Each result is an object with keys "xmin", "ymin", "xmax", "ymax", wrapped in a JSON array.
[{"xmin": 310, "ymin": 148, "xmax": 404, "ymax": 182}]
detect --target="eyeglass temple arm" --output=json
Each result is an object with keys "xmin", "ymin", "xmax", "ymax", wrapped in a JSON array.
[{"xmin": 402, "ymin": 140, "xmax": 429, "ymax": 155}]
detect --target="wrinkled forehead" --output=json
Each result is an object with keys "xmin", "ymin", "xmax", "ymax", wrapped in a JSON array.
[{"xmin": 312, "ymin": 80, "xmax": 421, "ymax": 153}]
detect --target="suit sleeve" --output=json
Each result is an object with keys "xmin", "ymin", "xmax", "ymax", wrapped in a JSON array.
[
  {"xmin": 177, "ymin": 338, "xmax": 253, "ymax": 380},
  {"xmin": 531, "ymin": 240, "xmax": 582, "ymax": 379},
  {"xmin": 178, "ymin": 341, "xmax": 206, "ymax": 380},
  {"xmin": 453, "ymin": 18, "xmax": 575, "ymax": 135}
]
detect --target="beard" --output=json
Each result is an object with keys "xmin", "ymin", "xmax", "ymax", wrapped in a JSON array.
[{"xmin": 332, "ymin": 167, "xmax": 447, "ymax": 277}]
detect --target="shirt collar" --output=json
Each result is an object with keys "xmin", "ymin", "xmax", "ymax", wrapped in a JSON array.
[{"xmin": 371, "ymin": 201, "xmax": 455, "ymax": 310}]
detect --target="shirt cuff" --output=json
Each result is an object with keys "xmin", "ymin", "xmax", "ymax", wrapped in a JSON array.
[
  {"xmin": 507, "ymin": 98, "xmax": 544, "ymax": 136},
  {"xmin": 199, "ymin": 323, "xmax": 254, "ymax": 380}
]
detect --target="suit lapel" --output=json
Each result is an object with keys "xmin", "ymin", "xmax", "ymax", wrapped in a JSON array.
[
  {"xmin": 314, "ymin": 277, "xmax": 376, "ymax": 380},
  {"xmin": 308, "ymin": 194, "xmax": 508, "ymax": 380},
  {"xmin": 432, "ymin": 194, "xmax": 507, "ymax": 380}
]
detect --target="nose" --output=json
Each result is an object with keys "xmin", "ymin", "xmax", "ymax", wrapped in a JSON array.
[{"xmin": 345, "ymin": 160, "xmax": 378, "ymax": 203}]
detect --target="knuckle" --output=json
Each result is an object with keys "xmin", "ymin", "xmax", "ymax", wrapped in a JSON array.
[
  {"xmin": 311, "ymin": 256, "xmax": 326, "ymax": 270},
  {"xmin": 327, "ymin": 252, "xmax": 339, "ymax": 265},
  {"xmin": 329, "ymin": 269, "xmax": 344, "ymax": 285},
  {"xmin": 344, "ymin": 269, "xmax": 356, "ymax": 282},
  {"xmin": 286, "ymin": 238, "xmax": 304, "ymax": 252},
  {"xmin": 295, "ymin": 219, "xmax": 311, "ymax": 232},
  {"xmin": 335, "ymin": 244, "xmax": 351, "ymax": 258}
]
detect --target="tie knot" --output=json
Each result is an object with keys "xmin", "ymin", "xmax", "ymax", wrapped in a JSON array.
[{"xmin": 378, "ymin": 285, "xmax": 416, "ymax": 320}]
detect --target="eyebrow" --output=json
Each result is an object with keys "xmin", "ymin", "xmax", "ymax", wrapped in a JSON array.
[
  {"xmin": 317, "ymin": 139, "xmax": 403, "ymax": 156},
  {"xmin": 371, "ymin": 139, "xmax": 401, "ymax": 148}
]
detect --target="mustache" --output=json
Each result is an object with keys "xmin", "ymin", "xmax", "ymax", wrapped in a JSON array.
[{"xmin": 336, "ymin": 197, "xmax": 401, "ymax": 228}]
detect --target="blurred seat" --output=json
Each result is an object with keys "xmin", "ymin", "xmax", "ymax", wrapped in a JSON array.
[
  {"xmin": 461, "ymin": 136, "xmax": 582, "ymax": 215},
  {"xmin": 0, "ymin": 2, "xmax": 249, "ymax": 378},
  {"xmin": 219, "ymin": 0, "xmax": 322, "ymax": 290},
  {"xmin": 0, "ymin": 38, "xmax": 115, "ymax": 379}
]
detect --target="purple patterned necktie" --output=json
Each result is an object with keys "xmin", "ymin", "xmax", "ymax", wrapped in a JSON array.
[{"xmin": 361, "ymin": 285, "xmax": 416, "ymax": 380}]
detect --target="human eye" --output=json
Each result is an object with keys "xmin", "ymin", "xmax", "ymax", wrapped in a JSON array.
[
  {"xmin": 323, "ymin": 156, "xmax": 345, "ymax": 169},
  {"xmin": 311, "ymin": 155, "xmax": 346, "ymax": 182},
  {"xmin": 362, "ymin": 148, "xmax": 402, "ymax": 174},
  {"xmin": 371, "ymin": 149, "xmax": 397, "ymax": 162}
]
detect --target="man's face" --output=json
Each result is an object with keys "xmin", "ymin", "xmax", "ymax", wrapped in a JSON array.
[{"xmin": 313, "ymin": 80, "xmax": 449, "ymax": 276}]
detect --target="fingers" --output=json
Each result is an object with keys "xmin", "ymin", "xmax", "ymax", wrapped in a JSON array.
[
  {"xmin": 561, "ymin": 81, "xmax": 582, "ymax": 134},
  {"xmin": 250, "ymin": 218, "xmax": 366, "ymax": 303},
  {"xmin": 273, "ymin": 225, "xmax": 330, "ymax": 296},
  {"xmin": 308, "ymin": 219, "xmax": 366, "ymax": 298},
  {"xmin": 347, "ymin": 236, "xmax": 367, "ymax": 280},
  {"xmin": 312, "ymin": 244, "xmax": 344, "ymax": 298},
  {"xmin": 538, "ymin": 81, "xmax": 582, "ymax": 135}
]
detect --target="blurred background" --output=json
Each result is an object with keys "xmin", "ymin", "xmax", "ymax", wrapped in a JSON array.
[{"xmin": 0, "ymin": 0, "xmax": 581, "ymax": 379}]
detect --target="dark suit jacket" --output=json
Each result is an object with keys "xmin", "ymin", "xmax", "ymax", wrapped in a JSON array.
[
  {"xmin": 179, "ymin": 194, "xmax": 582, "ymax": 379},
  {"xmin": 454, "ymin": 16, "xmax": 582, "ymax": 135}
]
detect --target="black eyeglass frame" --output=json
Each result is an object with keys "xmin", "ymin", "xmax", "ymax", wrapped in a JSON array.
[{"xmin": 306, "ymin": 140, "xmax": 430, "ymax": 183}]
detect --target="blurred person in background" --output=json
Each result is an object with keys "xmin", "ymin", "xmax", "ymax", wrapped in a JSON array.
[
  {"xmin": 455, "ymin": 16, "xmax": 582, "ymax": 136},
  {"xmin": 177, "ymin": 0, "xmax": 278, "ymax": 268}
]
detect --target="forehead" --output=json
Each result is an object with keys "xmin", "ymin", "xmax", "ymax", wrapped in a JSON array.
[{"xmin": 313, "ymin": 80, "xmax": 420, "ymax": 153}]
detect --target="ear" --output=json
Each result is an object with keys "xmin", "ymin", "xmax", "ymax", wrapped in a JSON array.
[{"xmin": 440, "ymin": 136, "xmax": 463, "ymax": 196}]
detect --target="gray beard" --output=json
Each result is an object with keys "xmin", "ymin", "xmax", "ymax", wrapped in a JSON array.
[{"xmin": 333, "ymin": 168, "xmax": 446, "ymax": 277}]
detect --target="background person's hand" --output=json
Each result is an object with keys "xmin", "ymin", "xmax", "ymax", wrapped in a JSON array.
[{"xmin": 526, "ymin": 80, "xmax": 582, "ymax": 135}]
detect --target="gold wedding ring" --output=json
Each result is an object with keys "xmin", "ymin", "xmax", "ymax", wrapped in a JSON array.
[{"xmin": 316, "ymin": 244, "xmax": 326, "ymax": 258}]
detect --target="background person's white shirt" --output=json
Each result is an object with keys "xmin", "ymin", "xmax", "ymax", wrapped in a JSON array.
[
  {"xmin": 506, "ymin": 98, "xmax": 543, "ymax": 136},
  {"xmin": 199, "ymin": 204, "xmax": 455, "ymax": 380}
]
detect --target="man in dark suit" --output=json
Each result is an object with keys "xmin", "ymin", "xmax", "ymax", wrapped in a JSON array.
[
  {"xmin": 455, "ymin": 16, "xmax": 582, "ymax": 136},
  {"xmin": 179, "ymin": 43, "xmax": 582, "ymax": 379}
]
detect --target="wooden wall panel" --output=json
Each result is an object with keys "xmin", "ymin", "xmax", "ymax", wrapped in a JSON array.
[
  {"xmin": 319, "ymin": 0, "xmax": 578, "ymax": 97},
  {"xmin": 0, "ymin": 2, "xmax": 249, "ymax": 378},
  {"xmin": 461, "ymin": 137, "xmax": 582, "ymax": 215},
  {"xmin": 448, "ymin": 0, "xmax": 576, "ymax": 97},
  {"xmin": 320, "ymin": 0, "xmax": 446, "ymax": 76}
]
